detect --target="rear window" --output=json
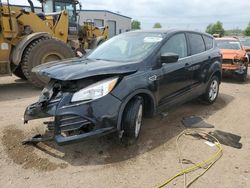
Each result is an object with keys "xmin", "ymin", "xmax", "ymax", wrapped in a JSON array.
[
  {"xmin": 203, "ymin": 35, "xmax": 214, "ymax": 50},
  {"xmin": 188, "ymin": 33, "xmax": 206, "ymax": 55}
]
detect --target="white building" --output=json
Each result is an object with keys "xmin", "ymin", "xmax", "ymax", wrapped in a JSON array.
[{"xmin": 79, "ymin": 10, "xmax": 131, "ymax": 37}]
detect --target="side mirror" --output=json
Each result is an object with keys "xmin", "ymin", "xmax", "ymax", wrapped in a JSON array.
[{"xmin": 160, "ymin": 53, "xmax": 179, "ymax": 64}]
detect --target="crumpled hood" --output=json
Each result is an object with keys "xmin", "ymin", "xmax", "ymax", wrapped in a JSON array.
[
  {"xmin": 220, "ymin": 49, "xmax": 246, "ymax": 60},
  {"xmin": 32, "ymin": 58, "xmax": 138, "ymax": 81}
]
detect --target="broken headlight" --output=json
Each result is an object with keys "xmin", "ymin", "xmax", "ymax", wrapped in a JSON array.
[
  {"xmin": 233, "ymin": 59, "xmax": 242, "ymax": 64},
  {"xmin": 71, "ymin": 77, "xmax": 118, "ymax": 102}
]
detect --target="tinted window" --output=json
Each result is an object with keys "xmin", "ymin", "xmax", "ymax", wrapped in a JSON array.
[
  {"xmin": 188, "ymin": 33, "xmax": 205, "ymax": 55},
  {"xmin": 161, "ymin": 33, "xmax": 188, "ymax": 58},
  {"xmin": 203, "ymin": 35, "xmax": 213, "ymax": 50}
]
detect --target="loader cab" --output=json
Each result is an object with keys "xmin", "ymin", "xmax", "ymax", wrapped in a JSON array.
[{"xmin": 41, "ymin": 0, "xmax": 78, "ymax": 35}]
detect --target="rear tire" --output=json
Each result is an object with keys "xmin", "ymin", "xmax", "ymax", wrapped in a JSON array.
[
  {"xmin": 202, "ymin": 75, "xmax": 219, "ymax": 104},
  {"xmin": 121, "ymin": 97, "xmax": 143, "ymax": 145},
  {"xmin": 21, "ymin": 37, "xmax": 75, "ymax": 88}
]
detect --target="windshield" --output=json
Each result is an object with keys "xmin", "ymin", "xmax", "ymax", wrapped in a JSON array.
[
  {"xmin": 240, "ymin": 38, "xmax": 250, "ymax": 47},
  {"xmin": 216, "ymin": 40, "xmax": 242, "ymax": 50},
  {"xmin": 87, "ymin": 32, "xmax": 164, "ymax": 62},
  {"xmin": 43, "ymin": 0, "xmax": 76, "ymax": 23},
  {"xmin": 55, "ymin": 2, "xmax": 76, "ymax": 22},
  {"xmin": 43, "ymin": 0, "xmax": 53, "ymax": 13}
]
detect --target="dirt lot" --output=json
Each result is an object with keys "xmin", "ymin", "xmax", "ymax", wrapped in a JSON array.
[{"xmin": 0, "ymin": 75, "xmax": 250, "ymax": 188}]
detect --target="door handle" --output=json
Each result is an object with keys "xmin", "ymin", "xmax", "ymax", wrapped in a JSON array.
[{"xmin": 185, "ymin": 63, "xmax": 190, "ymax": 67}]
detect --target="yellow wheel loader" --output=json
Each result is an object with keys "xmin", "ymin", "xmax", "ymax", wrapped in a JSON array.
[{"xmin": 0, "ymin": 0, "xmax": 109, "ymax": 87}]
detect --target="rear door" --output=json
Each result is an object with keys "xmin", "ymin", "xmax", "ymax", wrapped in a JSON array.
[
  {"xmin": 186, "ymin": 33, "xmax": 210, "ymax": 87},
  {"xmin": 158, "ymin": 32, "xmax": 193, "ymax": 105}
]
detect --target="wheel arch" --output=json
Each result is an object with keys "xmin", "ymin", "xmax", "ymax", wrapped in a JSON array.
[
  {"xmin": 116, "ymin": 89, "xmax": 157, "ymax": 132},
  {"xmin": 11, "ymin": 32, "xmax": 51, "ymax": 66},
  {"xmin": 205, "ymin": 60, "xmax": 222, "ymax": 84},
  {"xmin": 212, "ymin": 70, "xmax": 222, "ymax": 84}
]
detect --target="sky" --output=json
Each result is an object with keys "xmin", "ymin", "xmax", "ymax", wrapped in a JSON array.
[{"xmin": 6, "ymin": 0, "xmax": 250, "ymax": 31}]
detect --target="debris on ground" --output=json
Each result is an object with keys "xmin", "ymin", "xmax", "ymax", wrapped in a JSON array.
[
  {"xmin": 182, "ymin": 116, "xmax": 215, "ymax": 128},
  {"xmin": 208, "ymin": 130, "xmax": 242, "ymax": 149},
  {"xmin": 188, "ymin": 128, "xmax": 242, "ymax": 149}
]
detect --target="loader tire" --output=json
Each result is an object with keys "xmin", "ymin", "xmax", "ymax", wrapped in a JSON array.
[
  {"xmin": 13, "ymin": 65, "xmax": 27, "ymax": 80},
  {"xmin": 21, "ymin": 37, "xmax": 75, "ymax": 88},
  {"xmin": 90, "ymin": 36, "xmax": 105, "ymax": 49}
]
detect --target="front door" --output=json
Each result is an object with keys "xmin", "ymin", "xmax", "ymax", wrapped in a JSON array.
[{"xmin": 158, "ymin": 33, "xmax": 193, "ymax": 105}]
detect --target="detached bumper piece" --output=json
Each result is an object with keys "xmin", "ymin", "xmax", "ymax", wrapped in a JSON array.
[
  {"xmin": 55, "ymin": 127, "xmax": 115, "ymax": 145},
  {"xmin": 24, "ymin": 105, "xmax": 116, "ymax": 145},
  {"xmin": 54, "ymin": 114, "xmax": 116, "ymax": 145},
  {"xmin": 22, "ymin": 134, "xmax": 53, "ymax": 145}
]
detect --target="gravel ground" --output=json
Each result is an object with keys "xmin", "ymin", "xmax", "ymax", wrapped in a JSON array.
[{"xmin": 0, "ymin": 74, "xmax": 249, "ymax": 188}]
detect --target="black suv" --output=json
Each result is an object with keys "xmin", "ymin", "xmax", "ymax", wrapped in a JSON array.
[{"xmin": 24, "ymin": 29, "xmax": 222, "ymax": 145}]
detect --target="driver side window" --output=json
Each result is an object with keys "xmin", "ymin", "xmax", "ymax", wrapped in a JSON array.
[{"xmin": 161, "ymin": 33, "xmax": 188, "ymax": 59}]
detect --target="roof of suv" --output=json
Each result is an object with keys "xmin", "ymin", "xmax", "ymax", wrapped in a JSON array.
[{"xmin": 130, "ymin": 29, "xmax": 213, "ymax": 37}]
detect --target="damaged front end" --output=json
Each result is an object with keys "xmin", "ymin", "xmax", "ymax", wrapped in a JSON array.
[
  {"xmin": 222, "ymin": 57, "xmax": 248, "ymax": 75},
  {"xmin": 24, "ymin": 77, "xmax": 121, "ymax": 145},
  {"xmin": 24, "ymin": 81, "xmax": 60, "ymax": 123}
]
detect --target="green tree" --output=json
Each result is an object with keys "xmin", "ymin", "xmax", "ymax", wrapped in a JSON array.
[
  {"xmin": 153, "ymin": 22, "xmax": 162, "ymax": 28},
  {"xmin": 206, "ymin": 21, "xmax": 225, "ymax": 36},
  {"xmin": 131, "ymin": 20, "xmax": 141, "ymax": 30},
  {"xmin": 206, "ymin": 24, "xmax": 213, "ymax": 34},
  {"xmin": 244, "ymin": 22, "xmax": 250, "ymax": 36}
]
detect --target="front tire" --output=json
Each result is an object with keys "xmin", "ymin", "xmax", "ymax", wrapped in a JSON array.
[
  {"xmin": 238, "ymin": 66, "xmax": 248, "ymax": 82},
  {"xmin": 121, "ymin": 97, "xmax": 143, "ymax": 145},
  {"xmin": 202, "ymin": 75, "xmax": 219, "ymax": 104}
]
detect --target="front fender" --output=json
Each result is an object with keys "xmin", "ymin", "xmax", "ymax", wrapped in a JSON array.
[
  {"xmin": 116, "ymin": 89, "xmax": 157, "ymax": 132},
  {"xmin": 205, "ymin": 60, "xmax": 222, "ymax": 83},
  {"xmin": 11, "ymin": 32, "xmax": 51, "ymax": 65}
]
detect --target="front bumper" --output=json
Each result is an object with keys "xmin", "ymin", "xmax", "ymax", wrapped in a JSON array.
[
  {"xmin": 222, "ymin": 64, "xmax": 247, "ymax": 75},
  {"xmin": 24, "ymin": 93, "xmax": 122, "ymax": 145}
]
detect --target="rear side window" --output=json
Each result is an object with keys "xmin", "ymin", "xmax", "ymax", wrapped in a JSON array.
[
  {"xmin": 161, "ymin": 33, "xmax": 188, "ymax": 58},
  {"xmin": 203, "ymin": 35, "xmax": 214, "ymax": 50},
  {"xmin": 187, "ymin": 33, "xmax": 205, "ymax": 55}
]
